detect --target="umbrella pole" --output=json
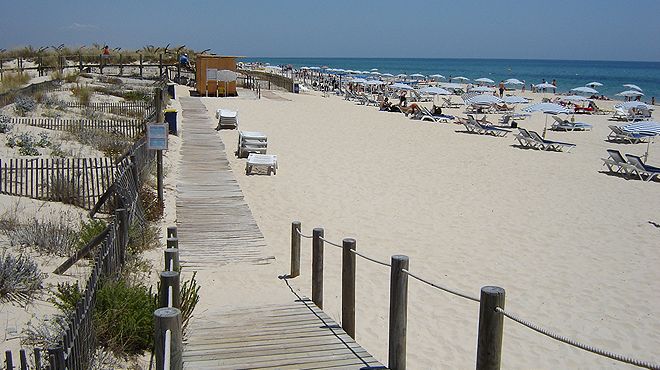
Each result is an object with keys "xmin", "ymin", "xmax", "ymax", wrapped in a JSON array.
[
  {"xmin": 542, "ymin": 115, "xmax": 548, "ymax": 139},
  {"xmin": 644, "ymin": 137, "xmax": 653, "ymax": 163}
]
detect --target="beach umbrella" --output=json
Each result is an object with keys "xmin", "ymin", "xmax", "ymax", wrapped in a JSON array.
[
  {"xmin": 623, "ymin": 84, "xmax": 643, "ymax": 91},
  {"xmin": 503, "ymin": 95, "xmax": 529, "ymax": 104},
  {"xmin": 419, "ymin": 86, "xmax": 451, "ymax": 95},
  {"xmin": 381, "ymin": 73, "xmax": 394, "ymax": 77},
  {"xmin": 469, "ymin": 86, "xmax": 495, "ymax": 93},
  {"xmin": 465, "ymin": 94, "xmax": 503, "ymax": 105},
  {"xmin": 351, "ymin": 77, "xmax": 368, "ymax": 84},
  {"xmin": 365, "ymin": 79, "xmax": 384, "ymax": 85},
  {"xmin": 370, "ymin": 71, "xmax": 381, "ymax": 75},
  {"xmin": 396, "ymin": 73, "xmax": 408, "ymax": 78},
  {"xmin": 504, "ymin": 78, "xmax": 524, "ymax": 85},
  {"xmin": 475, "ymin": 77, "xmax": 495, "ymax": 85},
  {"xmin": 615, "ymin": 101, "xmax": 651, "ymax": 110},
  {"xmin": 561, "ymin": 95, "xmax": 591, "ymax": 102},
  {"xmin": 586, "ymin": 81, "xmax": 603, "ymax": 87},
  {"xmin": 452, "ymin": 76, "xmax": 469, "ymax": 82},
  {"xmin": 370, "ymin": 68, "xmax": 378, "ymax": 71},
  {"xmin": 440, "ymin": 82, "xmax": 464, "ymax": 90},
  {"xmin": 571, "ymin": 86, "xmax": 599, "ymax": 95},
  {"xmin": 523, "ymin": 102, "xmax": 572, "ymax": 137},
  {"xmin": 335, "ymin": 68, "xmax": 346, "ymax": 73},
  {"xmin": 310, "ymin": 66, "xmax": 321, "ymax": 70},
  {"xmin": 390, "ymin": 82, "xmax": 414, "ymax": 90},
  {"xmin": 410, "ymin": 73, "xmax": 426, "ymax": 79},
  {"xmin": 535, "ymin": 82, "xmax": 556, "ymax": 90},
  {"xmin": 617, "ymin": 90, "xmax": 644, "ymax": 97},
  {"xmin": 622, "ymin": 121, "xmax": 660, "ymax": 162},
  {"xmin": 430, "ymin": 74, "xmax": 446, "ymax": 80}
]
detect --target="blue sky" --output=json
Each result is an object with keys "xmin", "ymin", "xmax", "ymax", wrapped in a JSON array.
[{"xmin": 1, "ymin": 0, "xmax": 660, "ymax": 61}]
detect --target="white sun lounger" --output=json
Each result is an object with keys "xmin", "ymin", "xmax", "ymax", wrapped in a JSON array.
[
  {"xmin": 246, "ymin": 154, "xmax": 278, "ymax": 175},
  {"xmin": 216, "ymin": 109, "xmax": 238, "ymax": 130},
  {"xmin": 237, "ymin": 130, "xmax": 267, "ymax": 158}
]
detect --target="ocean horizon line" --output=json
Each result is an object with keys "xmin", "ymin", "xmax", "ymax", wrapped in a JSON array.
[{"xmin": 244, "ymin": 56, "xmax": 660, "ymax": 65}]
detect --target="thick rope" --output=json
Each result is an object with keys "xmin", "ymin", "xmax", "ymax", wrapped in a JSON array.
[
  {"xmin": 318, "ymin": 236, "xmax": 343, "ymax": 249},
  {"xmin": 295, "ymin": 229, "xmax": 313, "ymax": 239},
  {"xmin": 349, "ymin": 249, "xmax": 391, "ymax": 268},
  {"xmin": 402, "ymin": 269, "xmax": 480, "ymax": 303},
  {"xmin": 496, "ymin": 307, "xmax": 660, "ymax": 370}
]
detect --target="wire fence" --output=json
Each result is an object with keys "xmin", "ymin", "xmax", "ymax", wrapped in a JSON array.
[{"xmin": 293, "ymin": 222, "xmax": 660, "ymax": 370}]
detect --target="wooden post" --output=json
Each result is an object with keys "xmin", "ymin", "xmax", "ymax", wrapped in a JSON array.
[
  {"xmin": 129, "ymin": 154, "xmax": 139, "ymax": 185},
  {"xmin": 476, "ymin": 286, "xmax": 505, "ymax": 370},
  {"xmin": 139, "ymin": 54, "xmax": 143, "ymax": 77},
  {"xmin": 115, "ymin": 208, "xmax": 127, "ymax": 264},
  {"xmin": 342, "ymin": 238, "xmax": 356, "ymax": 339},
  {"xmin": 159, "ymin": 270, "xmax": 181, "ymax": 309},
  {"xmin": 34, "ymin": 348, "xmax": 42, "ymax": 369},
  {"xmin": 5, "ymin": 350, "xmax": 13, "ymax": 370},
  {"xmin": 389, "ymin": 255, "xmax": 409, "ymax": 370},
  {"xmin": 164, "ymin": 248, "xmax": 180, "ymax": 272},
  {"xmin": 167, "ymin": 226, "xmax": 178, "ymax": 238},
  {"xmin": 159, "ymin": 54, "xmax": 163, "ymax": 76},
  {"xmin": 312, "ymin": 227, "xmax": 324, "ymax": 309},
  {"xmin": 176, "ymin": 53, "xmax": 181, "ymax": 79},
  {"xmin": 154, "ymin": 307, "xmax": 183, "ymax": 370},
  {"xmin": 99, "ymin": 54, "xmax": 103, "ymax": 74},
  {"xmin": 119, "ymin": 53, "xmax": 123, "ymax": 76},
  {"xmin": 19, "ymin": 349, "xmax": 27, "ymax": 369},
  {"xmin": 48, "ymin": 346, "xmax": 65, "ymax": 369},
  {"xmin": 166, "ymin": 237, "xmax": 178, "ymax": 249},
  {"xmin": 79, "ymin": 54, "xmax": 83, "ymax": 72},
  {"xmin": 157, "ymin": 150, "xmax": 163, "ymax": 204},
  {"xmin": 290, "ymin": 221, "xmax": 301, "ymax": 278}
]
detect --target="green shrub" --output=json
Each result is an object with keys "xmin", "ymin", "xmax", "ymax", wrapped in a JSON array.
[
  {"xmin": 0, "ymin": 251, "xmax": 45, "ymax": 306},
  {"xmin": 0, "ymin": 114, "xmax": 13, "ymax": 133},
  {"xmin": 139, "ymin": 185, "xmax": 163, "ymax": 222},
  {"xmin": 71, "ymin": 84, "xmax": 92, "ymax": 105},
  {"xmin": 76, "ymin": 218, "xmax": 107, "ymax": 251},
  {"xmin": 0, "ymin": 72, "xmax": 30, "ymax": 93},
  {"xmin": 127, "ymin": 223, "xmax": 159, "ymax": 256},
  {"xmin": 14, "ymin": 96, "xmax": 36, "ymax": 116},
  {"xmin": 6, "ymin": 216, "xmax": 78, "ymax": 256},
  {"xmin": 64, "ymin": 72, "xmax": 80, "ymax": 83},
  {"xmin": 94, "ymin": 280, "xmax": 155, "ymax": 355},
  {"xmin": 51, "ymin": 281, "xmax": 83, "ymax": 314},
  {"xmin": 123, "ymin": 90, "xmax": 151, "ymax": 103}
]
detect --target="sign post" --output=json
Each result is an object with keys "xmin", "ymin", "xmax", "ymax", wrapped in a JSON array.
[{"xmin": 147, "ymin": 123, "xmax": 168, "ymax": 205}]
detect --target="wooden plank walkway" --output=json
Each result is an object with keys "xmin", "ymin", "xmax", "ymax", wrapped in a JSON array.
[
  {"xmin": 177, "ymin": 96, "xmax": 385, "ymax": 369},
  {"xmin": 177, "ymin": 97, "xmax": 273, "ymax": 267}
]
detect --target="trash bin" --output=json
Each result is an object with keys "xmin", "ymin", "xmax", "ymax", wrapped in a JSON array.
[
  {"xmin": 164, "ymin": 109, "xmax": 177, "ymax": 135},
  {"xmin": 293, "ymin": 83, "xmax": 300, "ymax": 94},
  {"xmin": 167, "ymin": 83, "xmax": 176, "ymax": 99}
]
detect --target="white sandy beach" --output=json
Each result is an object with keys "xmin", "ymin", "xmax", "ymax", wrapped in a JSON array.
[{"xmin": 194, "ymin": 86, "xmax": 660, "ymax": 369}]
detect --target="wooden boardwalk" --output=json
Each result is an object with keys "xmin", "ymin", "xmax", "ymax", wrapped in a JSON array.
[{"xmin": 177, "ymin": 96, "xmax": 385, "ymax": 369}]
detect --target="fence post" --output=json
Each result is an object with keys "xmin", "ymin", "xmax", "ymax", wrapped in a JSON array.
[
  {"xmin": 290, "ymin": 221, "xmax": 301, "ymax": 278},
  {"xmin": 476, "ymin": 286, "xmax": 505, "ymax": 370},
  {"xmin": 34, "ymin": 348, "xmax": 42, "ymax": 370},
  {"xmin": 389, "ymin": 255, "xmax": 409, "ymax": 370},
  {"xmin": 312, "ymin": 227, "xmax": 324, "ymax": 309},
  {"xmin": 154, "ymin": 87, "xmax": 164, "ymax": 205},
  {"xmin": 48, "ymin": 346, "xmax": 65, "ymax": 370},
  {"xmin": 115, "ymin": 208, "xmax": 127, "ymax": 265},
  {"xmin": 129, "ymin": 154, "xmax": 139, "ymax": 186},
  {"xmin": 342, "ymin": 238, "xmax": 356, "ymax": 339},
  {"xmin": 159, "ymin": 270, "xmax": 181, "ymax": 309},
  {"xmin": 139, "ymin": 54, "xmax": 143, "ymax": 77},
  {"xmin": 154, "ymin": 307, "xmax": 183, "ymax": 370},
  {"xmin": 19, "ymin": 349, "xmax": 27, "ymax": 370},
  {"xmin": 167, "ymin": 226, "xmax": 178, "ymax": 238},
  {"xmin": 164, "ymin": 248, "xmax": 180, "ymax": 272},
  {"xmin": 5, "ymin": 350, "xmax": 13, "ymax": 370},
  {"xmin": 167, "ymin": 237, "xmax": 178, "ymax": 249}
]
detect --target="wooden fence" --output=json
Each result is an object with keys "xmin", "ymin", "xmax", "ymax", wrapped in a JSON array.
[
  {"xmin": 64, "ymin": 101, "xmax": 155, "ymax": 120},
  {"xmin": 238, "ymin": 69, "xmax": 294, "ymax": 92},
  {"xmin": 0, "ymin": 80, "xmax": 60, "ymax": 109},
  {"xmin": 10, "ymin": 117, "xmax": 145, "ymax": 138},
  {"xmin": 0, "ymin": 157, "xmax": 116, "ymax": 212}
]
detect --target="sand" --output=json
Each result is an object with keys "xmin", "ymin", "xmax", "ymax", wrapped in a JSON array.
[{"xmin": 195, "ymin": 86, "xmax": 660, "ymax": 369}]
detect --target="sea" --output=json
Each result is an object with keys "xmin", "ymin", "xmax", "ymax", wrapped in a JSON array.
[{"xmin": 243, "ymin": 57, "xmax": 660, "ymax": 103}]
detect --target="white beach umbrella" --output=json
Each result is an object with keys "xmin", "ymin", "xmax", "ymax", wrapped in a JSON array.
[
  {"xmin": 523, "ymin": 102, "xmax": 572, "ymax": 137},
  {"xmin": 440, "ymin": 82, "xmax": 464, "ymax": 90},
  {"xmin": 617, "ymin": 90, "xmax": 644, "ymax": 97},
  {"xmin": 396, "ymin": 73, "xmax": 408, "ymax": 78},
  {"xmin": 561, "ymin": 95, "xmax": 591, "ymax": 102},
  {"xmin": 309, "ymin": 66, "xmax": 321, "ymax": 70},
  {"xmin": 390, "ymin": 82, "xmax": 414, "ymax": 90},
  {"xmin": 466, "ymin": 94, "xmax": 503, "ymax": 105},
  {"xmin": 410, "ymin": 73, "xmax": 426, "ymax": 79},
  {"xmin": 381, "ymin": 73, "xmax": 394, "ymax": 77},
  {"xmin": 430, "ymin": 74, "xmax": 446, "ymax": 80},
  {"xmin": 571, "ymin": 86, "xmax": 599, "ymax": 95},
  {"xmin": 615, "ymin": 101, "xmax": 651, "ymax": 110},
  {"xmin": 370, "ymin": 68, "xmax": 379, "ymax": 71},
  {"xmin": 622, "ymin": 121, "xmax": 660, "ymax": 162},
  {"xmin": 475, "ymin": 77, "xmax": 495, "ymax": 85},
  {"xmin": 370, "ymin": 71, "xmax": 381, "ymax": 75},
  {"xmin": 535, "ymin": 83, "xmax": 556, "ymax": 90},
  {"xmin": 586, "ymin": 81, "xmax": 603, "ymax": 87},
  {"xmin": 504, "ymin": 78, "xmax": 524, "ymax": 85},
  {"xmin": 335, "ymin": 68, "xmax": 346, "ymax": 73},
  {"xmin": 351, "ymin": 77, "xmax": 368, "ymax": 84},
  {"xmin": 365, "ymin": 79, "xmax": 384, "ymax": 85},
  {"xmin": 469, "ymin": 86, "xmax": 495, "ymax": 93},
  {"xmin": 623, "ymin": 84, "xmax": 643, "ymax": 91},
  {"xmin": 419, "ymin": 86, "xmax": 451, "ymax": 95},
  {"xmin": 503, "ymin": 96, "xmax": 529, "ymax": 104},
  {"xmin": 452, "ymin": 76, "xmax": 470, "ymax": 82}
]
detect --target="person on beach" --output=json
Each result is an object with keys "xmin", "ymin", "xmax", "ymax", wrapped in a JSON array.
[
  {"xmin": 652, "ymin": 97, "xmax": 656, "ymax": 105},
  {"xmin": 179, "ymin": 53, "xmax": 192, "ymax": 70},
  {"xmin": 101, "ymin": 45, "xmax": 110, "ymax": 67},
  {"xmin": 498, "ymin": 80, "xmax": 505, "ymax": 98},
  {"xmin": 400, "ymin": 103, "xmax": 421, "ymax": 116},
  {"xmin": 399, "ymin": 91, "xmax": 408, "ymax": 107},
  {"xmin": 522, "ymin": 80, "xmax": 526, "ymax": 93},
  {"xmin": 379, "ymin": 97, "xmax": 392, "ymax": 111},
  {"xmin": 551, "ymin": 79, "xmax": 557, "ymax": 93}
]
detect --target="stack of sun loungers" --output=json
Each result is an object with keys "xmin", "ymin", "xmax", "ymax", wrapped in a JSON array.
[
  {"xmin": 237, "ymin": 130, "xmax": 268, "ymax": 158},
  {"xmin": 601, "ymin": 149, "xmax": 660, "ymax": 181},
  {"xmin": 216, "ymin": 109, "xmax": 238, "ymax": 130},
  {"xmin": 514, "ymin": 127, "xmax": 575, "ymax": 152},
  {"xmin": 462, "ymin": 116, "xmax": 511, "ymax": 137}
]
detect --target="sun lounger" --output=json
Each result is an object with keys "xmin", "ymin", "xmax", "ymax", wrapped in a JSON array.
[
  {"xmin": 606, "ymin": 125, "xmax": 654, "ymax": 144},
  {"xmin": 245, "ymin": 154, "xmax": 278, "ymax": 175},
  {"xmin": 513, "ymin": 128, "xmax": 541, "ymax": 149},
  {"xmin": 600, "ymin": 149, "xmax": 642, "ymax": 179},
  {"xmin": 624, "ymin": 154, "xmax": 660, "ymax": 182},
  {"xmin": 411, "ymin": 106, "xmax": 449, "ymax": 123},
  {"xmin": 550, "ymin": 115, "xmax": 592, "ymax": 131},
  {"xmin": 465, "ymin": 116, "xmax": 511, "ymax": 137},
  {"xmin": 527, "ymin": 130, "xmax": 576, "ymax": 152},
  {"xmin": 237, "ymin": 130, "xmax": 267, "ymax": 158},
  {"xmin": 441, "ymin": 97, "xmax": 461, "ymax": 109},
  {"xmin": 216, "ymin": 109, "xmax": 238, "ymax": 130}
]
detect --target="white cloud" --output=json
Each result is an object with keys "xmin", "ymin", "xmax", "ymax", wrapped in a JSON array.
[{"xmin": 67, "ymin": 23, "xmax": 98, "ymax": 30}]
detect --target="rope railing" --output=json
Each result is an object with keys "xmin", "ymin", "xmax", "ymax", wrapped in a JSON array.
[
  {"xmin": 289, "ymin": 220, "xmax": 659, "ymax": 370},
  {"xmin": 402, "ymin": 269, "xmax": 480, "ymax": 303},
  {"xmin": 496, "ymin": 307, "xmax": 660, "ymax": 370}
]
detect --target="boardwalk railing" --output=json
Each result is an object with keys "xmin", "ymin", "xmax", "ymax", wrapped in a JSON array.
[
  {"xmin": 154, "ymin": 226, "xmax": 183, "ymax": 370},
  {"xmin": 10, "ymin": 117, "xmax": 145, "ymax": 138},
  {"xmin": 238, "ymin": 69, "xmax": 294, "ymax": 93},
  {"xmin": 290, "ymin": 221, "xmax": 660, "ymax": 370}
]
